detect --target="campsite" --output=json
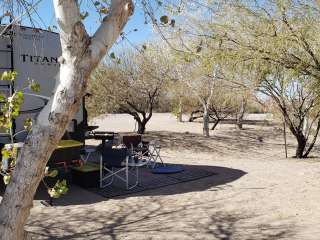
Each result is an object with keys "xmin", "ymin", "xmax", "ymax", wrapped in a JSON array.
[
  {"xmin": 25, "ymin": 113, "xmax": 320, "ymax": 239},
  {"xmin": 1, "ymin": 1, "xmax": 320, "ymax": 240}
]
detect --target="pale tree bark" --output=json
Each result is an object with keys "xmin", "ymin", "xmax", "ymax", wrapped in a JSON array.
[
  {"xmin": 202, "ymin": 103, "xmax": 210, "ymax": 137},
  {"xmin": 177, "ymin": 97, "xmax": 183, "ymax": 122},
  {"xmin": 174, "ymin": 61, "xmax": 216, "ymax": 136},
  {"xmin": 201, "ymin": 72, "xmax": 215, "ymax": 137},
  {"xmin": 236, "ymin": 97, "xmax": 247, "ymax": 130},
  {"xmin": 184, "ymin": 68, "xmax": 216, "ymax": 137},
  {"xmin": 0, "ymin": 0, "xmax": 133, "ymax": 239}
]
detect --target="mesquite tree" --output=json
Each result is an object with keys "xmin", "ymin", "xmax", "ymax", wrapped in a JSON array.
[
  {"xmin": 208, "ymin": 0, "xmax": 320, "ymax": 157},
  {"xmin": 169, "ymin": 82, "xmax": 191, "ymax": 122},
  {"xmin": 0, "ymin": 0, "xmax": 133, "ymax": 239},
  {"xmin": 88, "ymin": 46, "xmax": 170, "ymax": 134},
  {"xmin": 209, "ymin": 88, "xmax": 238, "ymax": 131},
  {"xmin": 181, "ymin": 63, "xmax": 217, "ymax": 137},
  {"xmin": 259, "ymin": 68, "xmax": 320, "ymax": 158}
]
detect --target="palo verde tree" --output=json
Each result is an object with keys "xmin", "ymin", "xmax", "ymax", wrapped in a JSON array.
[{"xmin": 0, "ymin": 0, "xmax": 134, "ymax": 239}]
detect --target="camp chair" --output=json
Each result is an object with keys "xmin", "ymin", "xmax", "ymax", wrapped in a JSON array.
[
  {"xmin": 80, "ymin": 146, "xmax": 97, "ymax": 163},
  {"xmin": 122, "ymin": 135, "xmax": 149, "ymax": 162},
  {"xmin": 145, "ymin": 140, "xmax": 165, "ymax": 168},
  {"xmin": 99, "ymin": 147, "xmax": 146, "ymax": 189},
  {"xmin": 122, "ymin": 134, "xmax": 142, "ymax": 149}
]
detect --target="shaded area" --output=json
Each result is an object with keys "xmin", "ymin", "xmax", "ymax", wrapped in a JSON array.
[
  {"xmin": 26, "ymin": 196, "xmax": 295, "ymax": 240},
  {"xmin": 88, "ymin": 164, "xmax": 235, "ymax": 199},
  {"xmin": 22, "ymin": 164, "xmax": 246, "ymax": 206},
  {"xmin": 192, "ymin": 118, "xmax": 274, "ymax": 126},
  {"xmin": 143, "ymin": 127, "xmax": 295, "ymax": 156}
]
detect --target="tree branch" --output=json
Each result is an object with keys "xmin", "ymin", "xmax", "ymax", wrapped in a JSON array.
[{"xmin": 90, "ymin": 0, "xmax": 134, "ymax": 63}]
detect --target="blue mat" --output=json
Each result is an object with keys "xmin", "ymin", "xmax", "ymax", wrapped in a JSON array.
[{"xmin": 152, "ymin": 166, "xmax": 184, "ymax": 174}]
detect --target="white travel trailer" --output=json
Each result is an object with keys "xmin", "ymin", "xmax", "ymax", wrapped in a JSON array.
[{"xmin": 0, "ymin": 25, "xmax": 85, "ymax": 143}]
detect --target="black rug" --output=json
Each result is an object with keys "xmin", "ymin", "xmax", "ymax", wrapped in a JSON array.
[{"xmin": 87, "ymin": 164, "xmax": 216, "ymax": 198}]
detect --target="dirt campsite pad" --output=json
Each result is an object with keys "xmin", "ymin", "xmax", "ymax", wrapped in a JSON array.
[{"xmin": 19, "ymin": 114, "xmax": 320, "ymax": 239}]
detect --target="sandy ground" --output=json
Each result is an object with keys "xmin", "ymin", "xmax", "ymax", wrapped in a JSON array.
[{"xmin": 15, "ymin": 113, "xmax": 320, "ymax": 239}]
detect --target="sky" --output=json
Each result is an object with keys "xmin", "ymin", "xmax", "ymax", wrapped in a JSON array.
[{"xmin": 2, "ymin": 0, "xmax": 156, "ymax": 50}]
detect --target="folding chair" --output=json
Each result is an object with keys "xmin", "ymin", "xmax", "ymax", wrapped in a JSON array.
[
  {"xmin": 122, "ymin": 135, "xmax": 150, "ymax": 162},
  {"xmin": 146, "ymin": 140, "xmax": 165, "ymax": 168},
  {"xmin": 99, "ymin": 147, "xmax": 145, "ymax": 189},
  {"xmin": 122, "ymin": 135, "xmax": 141, "ymax": 150},
  {"xmin": 80, "ymin": 146, "xmax": 97, "ymax": 163}
]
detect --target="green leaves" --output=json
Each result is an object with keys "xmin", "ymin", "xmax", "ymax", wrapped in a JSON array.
[
  {"xmin": 110, "ymin": 52, "xmax": 116, "ymax": 59},
  {"xmin": 3, "ymin": 175, "xmax": 11, "ymax": 185},
  {"xmin": 92, "ymin": 0, "xmax": 109, "ymax": 15},
  {"xmin": 80, "ymin": 11, "xmax": 89, "ymax": 20},
  {"xmin": 1, "ymin": 147, "xmax": 12, "ymax": 160},
  {"xmin": 160, "ymin": 15, "xmax": 169, "ymax": 24},
  {"xmin": 47, "ymin": 169, "xmax": 59, "ymax": 178},
  {"xmin": 23, "ymin": 118, "xmax": 32, "ymax": 132},
  {"xmin": 29, "ymin": 79, "xmax": 41, "ymax": 93},
  {"xmin": 0, "ymin": 90, "xmax": 24, "ymax": 131},
  {"xmin": 110, "ymin": 52, "xmax": 121, "ymax": 64},
  {"xmin": 0, "ymin": 73, "xmax": 40, "ymax": 137},
  {"xmin": 10, "ymin": 91, "xmax": 24, "ymax": 119},
  {"xmin": 99, "ymin": 7, "xmax": 109, "ymax": 15},
  {"xmin": 1, "ymin": 150, "xmax": 16, "ymax": 179},
  {"xmin": 44, "ymin": 167, "xmax": 59, "ymax": 178},
  {"xmin": 160, "ymin": 16, "xmax": 176, "ymax": 27},
  {"xmin": 0, "ymin": 94, "xmax": 6, "ymax": 103},
  {"xmin": 1, "ymin": 71, "xmax": 17, "ymax": 81},
  {"xmin": 0, "ymin": 73, "xmax": 41, "ymax": 137},
  {"xmin": 142, "ymin": 44, "xmax": 147, "ymax": 50},
  {"xmin": 44, "ymin": 168, "xmax": 68, "ymax": 199},
  {"xmin": 48, "ymin": 180, "xmax": 68, "ymax": 198}
]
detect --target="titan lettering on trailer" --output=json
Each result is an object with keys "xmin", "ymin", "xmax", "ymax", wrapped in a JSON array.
[{"xmin": 0, "ymin": 25, "xmax": 83, "ymax": 143}]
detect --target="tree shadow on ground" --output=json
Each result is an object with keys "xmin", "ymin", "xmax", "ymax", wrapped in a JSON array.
[
  {"xmin": 19, "ymin": 164, "xmax": 246, "ymax": 206},
  {"xmin": 143, "ymin": 127, "xmax": 296, "ymax": 156},
  {"xmin": 26, "ymin": 194, "xmax": 295, "ymax": 240}
]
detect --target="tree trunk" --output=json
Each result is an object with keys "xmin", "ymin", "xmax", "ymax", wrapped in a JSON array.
[
  {"xmin": 137, "ymin": 120, "xmax": 146, "ymax": 134},
  {"xmin": 295, "ymin": 135, "xmax": 307, "ymax": 158},
  {"xmin": 0, "ymin": 1, "xmax": 133, "ymax": 239},
  {"xmin": 302, "ymin": 119, "xmax": 320, "ymax": 158},
  {"xmin": 134, "ymin": 115, "xmax": 148, "ymax": 134},
  {"xmin": 237, "ymin": 115, "xmax": 243, "ymax": 129},
  {"xmin": 211, "ymin": 119, "xmax": 220, "ymax": 130},
  {"xmin": 188, "ymin": 109, "xmax": 201, "ymax": 122},
  {"xmin": 237, "ymin": 98, "xmax": 246, "ymax": 130},
  {"xmin": 177, "ymin": 99, "xmax": 183, "ymax": 122},
  {"xmin": 203, "ymin": 106, "xmax": 209, "ymax": 137}
]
